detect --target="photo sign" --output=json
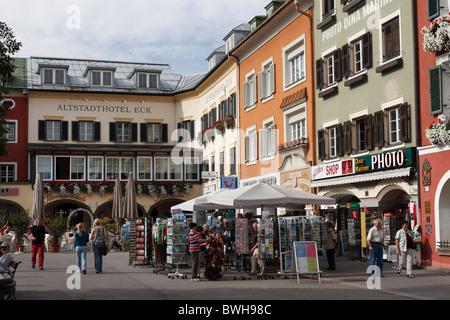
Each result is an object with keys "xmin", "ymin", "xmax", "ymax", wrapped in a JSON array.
[{"xmin": 292, "ymin": 241, "xmax": 321, "ymax": 284}]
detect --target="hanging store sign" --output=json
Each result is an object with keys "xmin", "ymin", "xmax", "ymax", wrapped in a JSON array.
[
  {"xmin": 354, "ymin": 147, "xmax": 415, "ymax": 173},
  {"xmin": 220, "ymin": 177, "xmax": 238, "ymax": 189},
  {"xmin": 310, "ymin": 159, "xmax": 354, "ymax": 181}
]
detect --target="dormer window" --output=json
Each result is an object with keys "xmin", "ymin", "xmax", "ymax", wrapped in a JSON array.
[
  {"xmin": 42, "ymin": 68, "xmax": 65, "ymax": 85},
  {"xmin": 92, "ymin": 70, "xmax": 112, "ymax": 86},
  {"xmin": 138, "ymin": 73, "xmax": 158, "ymax": 89}
]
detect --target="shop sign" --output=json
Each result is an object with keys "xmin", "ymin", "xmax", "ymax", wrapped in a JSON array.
[
  {"xmin": 220, "ymin": 177, "xmax": 238, "ymax": 189},
  {"xmin": 422, "ymin": 159, "xmax": 431, "ymax": 186},
  {"xmin": 338, "ymin": 202, "xmax": 359, "ymax": 209},
  {"xmin": 354, "ymin": 147, "xmax": 415, "ymax": 173},
  {"xmin": 240, "ymin": 172, "xmax": 279, "ymax": 187},
  {"xmin": 310, "ymin": 159, "xmax": 354, "ymax": 181}
]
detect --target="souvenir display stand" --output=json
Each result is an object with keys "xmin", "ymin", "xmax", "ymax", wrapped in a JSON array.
[
  {"xmin": 256, "ymin": 218, "xmax": 275, "ymax": 279},
  {"xmin": 222, "ymin": 218, "xmax": 235, "ymax": 270},
  {"xmin": 278, "ymin": 216, "xmax": 303, "ymax": 277},
  {"xmin": 347, "ymin": 218, "xmax": 364, "ymax": 261},
  {"xmin": 128, "ymin": 218, "xmax": 153, "ymax": 267},
  {"xmin": 152, "ymin": 219, "xmax": 167, "ymax": 274},
  {"xmin": 166, "ymin": 213, "xmax": 189, "ymax": 279},
  {"xmin": 233, "ymin": 218, "xmax": 251, "ymax": 280}
]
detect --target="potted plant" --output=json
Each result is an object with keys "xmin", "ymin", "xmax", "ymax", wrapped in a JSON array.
[
  {"xmin": 45, "ymin": 210, "xmax": 68, "ymax": 252},
  {"xmin": 6, "ymin": 210, "xmax": 30, "ymax": 253},
  {"xmin": 421, "ymin": 13, "xmax": 450, "ymax": 53}
]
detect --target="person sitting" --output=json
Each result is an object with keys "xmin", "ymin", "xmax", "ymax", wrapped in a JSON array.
[{"xmin": 0, "ymin": 241, "xmax": 14, "ymax": 272}]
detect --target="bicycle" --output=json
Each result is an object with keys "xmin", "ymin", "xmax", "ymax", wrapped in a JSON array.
[{"xmin": 107, "ymin": 230, "xmax": 123, "ymax": 252}]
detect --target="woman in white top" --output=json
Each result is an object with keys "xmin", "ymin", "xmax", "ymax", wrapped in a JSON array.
[{"xmin": 395, "ymin": 220, "xmax": 414, "ymax": 278}]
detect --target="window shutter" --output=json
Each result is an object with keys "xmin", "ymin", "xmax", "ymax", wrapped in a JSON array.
[
  {"xmin": 373, "ymin": 111, "xmax": 385, "ymax": 148},
  {"xmin": 131, "ymin": 123, "xmax": 138, "ymax": 142},
  {"xmin": 270, "ymin": 125, "xmax": 276, "ymax": 155},
  {"xmin": 336, "ymin": 124, "xmax": 344, "ymax": 157},
  {"xmin": 244, "ymin": 135, "xmax": 249, "ymax": 163},
  {"xmin": 364, "ymin": 114, "xmax": 374, "ymax": 150},
  {"xmin": 382, "ymin": 22, "xmax": 392, "ymax": 62},
  {"xmin": 343, "ymin": 121, "xmax": 352, "ymax": 155},
  {"xmin": 109, "ymin": 122, "xmax": 116, "ymax": 142},
  {"xmin": 190, "ymin": 120, "xmax": 195, "ymax": 141},
  {"xmin": 94, "ymin": 122, "xmax": 101, "ymax": 141},
  {"xmin": 140, "ymin": 123, "xmax": 148, "ymax": 142},
  {"xmin": 212, "ymin": 107, "xmax": 217, "ymax": 124},
  {"xmin": 342, "ymin": 44, "xmax": 351, "ymax": 78},
  {"xmin": 252, "ymin": 78, "xmax": 257, "ymax": 106},
  {"xmin": 316, "ymin": 59, "xmax": 324, "ymax": 89},
  {"xmin": 318, "ymin": 129, "xmax": 326, "ymax": 161},
  {"xmin": 61, "ymin": 121, "xmax": 68, "ymax": 141},
  {"xmin": 383, "ymin": 17, "xmax": 400, "ymax": 62},
  {"xmin": 219, "ymin": 101, "xmax": 223, "ymax": 120},
  {"xmin": 333, "ymin": 49, "xmax": 342, "ymax": 82},
  {"xmin": 231, "ymin": 92, "xmax": 237, "ymax": 117},
  {"xmin": 177, "ymin": 122, "xmax": 182, "ymax": 142},
  {"xmin": 259, "ymin": 70, "xmax": 265, "ymax": 100},
  {"xmin": 161, "ymin": 123, "xmax": 168, "ymax": 143},
  {"xmin": 243, "ymin": 81, "xmax": 249, "ymax": 108},
  {"xmin": 259, "ymin": 129, "xmax": 267, "ymax": 158},
  {"xmin": 38, "ymin": 120, "xmax": 46, "ymax": 140},
  {"xmin": 400, "ymin": 103, "xmax": 410, "ymax": 143},
  {"xmin": 269, "ymin": 64, "xmax": 275, "ymax": 95},
  {"xmin": 72, "ymin": 121, "xmax": 79, "ymax": 141},
  {"xmin": 429, "ymin": 65, "xmax": 443, "ymax": 115},
  {"xmin": 428, "ymin": 0, "xmax": 440, "ymax": 20},
  {"xmin": 362, "ymin": 32, "xmax": 373, "ymax": 69}
]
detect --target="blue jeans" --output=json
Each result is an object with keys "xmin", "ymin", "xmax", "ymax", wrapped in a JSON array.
[
  {"xmin": 76, "ymin": 246, "xmax": 88, "ymax": 271},
  {"xmin": 368, "ymin": 242, "xmax": 384, "ymax": 276},
  {"xmin": 92, "ymin": 242, "xmax": 103, "ymax": 272}
]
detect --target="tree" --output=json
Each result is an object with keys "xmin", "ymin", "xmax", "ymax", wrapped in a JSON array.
[{"xmin": 0, "ymin": 21, "xmax": 22, "ymax": 156}]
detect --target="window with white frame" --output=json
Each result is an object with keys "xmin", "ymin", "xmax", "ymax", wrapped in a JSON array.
[
  {"xmin": 46, "ymin": 120, "xmax": 61, "ymax": 141},
  {"xmin": 352, "ymin": 38, "xmax": 364, "ymax": 74},
  {"xmin": 154, "ymin": 157, "xmax": 182, "ymax": 181},
  {"xmin": 147, "ymin": 123, "xmax": 162, "ymax": 143},
  {"xmin": 106, "ymin": 157, "xmax": 134, "ymax": 180},
  {"xmin": 92, "ymin": 70, "xmax": 112, "ymax": 86},
  {"xmin": 326, "ymin": 53, "xmax": 335, "ymax": 86},
  {"xmin": 283, "ymin": 35, "xmax": 306, "ymax": 90},
  {"xmin": 322, "ymin": 0, "xmax": 335, "ymax": 19},
  {"xmin": 37, "ymin": 156, "xmax": 52, "ymax": 180},
  {"xmin": 243, "ymin": 72, "xmax": 257, "ymax": 109},
  {"xmin": 290, "ymin": 119, "xmax": 306, "ymax": 141},
  {"xmin": 185, "ymin": 157, "xmax": 200, "ymax": 181},
  {"xmin": 284, "ymin": 103, "xmax": 306, "ymax": 143},
  {"xmin": 259, "ymin": 60, "xmax": 275, "ymax": 100},
  {"xmin": 138, "ymin": 73, "xmax": 158, "ymax": 89},
  {"xmin": 388, "ymin": 107, "xmax": 401, "ymax": 144},
  {"xmin": 0, "ymin": 164, "xmax": 15, "ymax": 182},
  {"xmin": 116, "ymin": 122, "xmax": 131, "ymax": 142},
  {"xmin": 328, "ymin": 126, "xmax": 337, "ymax": 158},
  {"xmin": 43, "ymin": 68, "xmax": 65, "ymax": 85},
  {"xmin": 260, "ymin": 121, "xmax": 276, "ymax": 159},
  {"xmin": 137, "ymin": 157, "xmax": 152, "ymax": 180},
  {"xmin": 4, "ymin": 121, "xmax": 16, "ymax": 142},
  {"xmin": 244, "ymin": 127, "xmax": 258, "ymax": 163},
  {"xmin": 54, "ymin": 156, "xmax": 85, "ymax": 180},
  {"xmin": 79, "ymin": 121, "xmax": 93, "ymax": 142},
  {"xmin": 88, "ymin": 157, "xmax": 103, "ymax": 180}
]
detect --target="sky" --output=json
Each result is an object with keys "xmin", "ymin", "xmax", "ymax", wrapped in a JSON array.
[{"xmin": 2, "ymin": 0, "xmax": 274, "ymax": 76}]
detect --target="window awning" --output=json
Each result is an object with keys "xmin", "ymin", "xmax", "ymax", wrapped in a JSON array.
[{"xmin": 311, "ymin": 167, "xmax": 412, "ymax": 188}]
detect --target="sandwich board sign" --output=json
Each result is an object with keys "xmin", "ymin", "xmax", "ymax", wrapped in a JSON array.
[{"xmin": 292, "ymin": 241, "xmax": 321, "ymax": 284}]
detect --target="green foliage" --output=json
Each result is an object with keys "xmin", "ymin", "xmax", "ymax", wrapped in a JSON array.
[
  {"xmin": 45, "ymin": 210, "xmax": 68, "ymax": 245},
  {"xmin": 6, "ymin": 210, "xmax": 30, "ymax": 245},
  {"xmin": 0, "ymin": 21, "xmax": 22, "ymax": 156},
  {"xmin": 99, "ymin": 217, "xmax": 117, "ymax": 234}
]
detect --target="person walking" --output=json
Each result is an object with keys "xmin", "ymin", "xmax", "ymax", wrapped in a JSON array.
[
  {"xmin": 90, "ymin": 218, "xmax": 107, "ymax": 274},
  {"xmin": 74, "ymin": 223, "xmax": 89, "ymax": 274},
  {"xmin": 395, "ymin": 220, "xmax": 415, "ymax": 278},
  {"xmin": 324, "ymin": 221, "xmax": 337, "ymax": 270},
  {"xmin": 30, "ymin": 219, "xmax": 46, "ymax": 270},
  {"xmin": 366, "ymin": 219, "xmax": 387, "ymax": 277}
]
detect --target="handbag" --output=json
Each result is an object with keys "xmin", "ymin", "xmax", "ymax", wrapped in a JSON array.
[{"xmin": 101, "ymin": 242, "xmax": 108, "ymax": 256}]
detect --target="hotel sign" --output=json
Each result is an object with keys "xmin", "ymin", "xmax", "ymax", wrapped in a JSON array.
[{"xmin": 56, "ymin": 104, "xmax": 152, "ymax": 114}]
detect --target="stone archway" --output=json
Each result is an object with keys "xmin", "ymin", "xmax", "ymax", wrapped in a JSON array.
[{"xmin": 68, "ymin": 207, "xmax": 95, "ymax": 228}]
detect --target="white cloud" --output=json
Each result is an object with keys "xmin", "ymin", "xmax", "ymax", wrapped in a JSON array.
[{"xmin": 2, "ymin": 0, "xmax": 272, "ymax": 75}]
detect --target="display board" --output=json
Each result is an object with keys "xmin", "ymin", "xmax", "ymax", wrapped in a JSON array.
[
  {"xmin": 129, "ymin": 217, "xmax": 152, "ymax": 266},
  {"xmin": 235, "ymin": 219, "xmax": 249, "ymax": 255},
  {"xmin": 292, "ymin": 241, "xmax": 321, "ymax": 284},
  {"xmin": 339, "ymin": 230, "xmax": 350, "ymax": 255},
  {"xmin": 258, "ymin": 219, "xmax": 274, "ymax": 259}
]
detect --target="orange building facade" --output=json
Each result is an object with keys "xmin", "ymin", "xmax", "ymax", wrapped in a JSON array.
[{"xmin": 230, "ymin": 0, "xmax": 315, "ymax": 214}]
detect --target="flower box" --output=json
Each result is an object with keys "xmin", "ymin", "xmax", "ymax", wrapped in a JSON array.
[{"xmin": 421, "ymin": 13, "xmax": 450, "ymax": 53}]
